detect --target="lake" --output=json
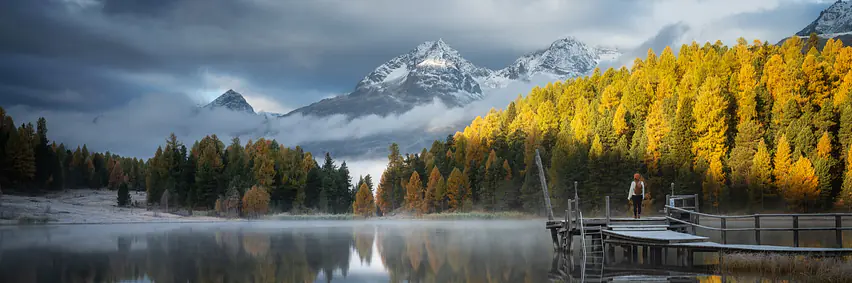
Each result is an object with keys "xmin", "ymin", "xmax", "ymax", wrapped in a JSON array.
[{"xmin": 0, "ymin": 220, "xmax": 823, "ymax": 282}]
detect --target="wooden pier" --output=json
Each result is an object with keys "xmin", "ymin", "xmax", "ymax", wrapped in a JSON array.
[
  {"xmin": 545, "ymin": 193, "xmax": 852, "ymax": 266},
  {"xmin": 526, "ymin": 148, "xmax": 852, "ymax": 280}
]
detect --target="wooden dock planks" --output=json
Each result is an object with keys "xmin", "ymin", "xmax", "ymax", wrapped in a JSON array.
[{"xmin": 603, "ymin": 230, "xmax": 709, "ymax": 244}]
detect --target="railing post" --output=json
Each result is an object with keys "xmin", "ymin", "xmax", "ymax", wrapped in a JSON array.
[
  {"xmin": 693, "ymin": 194, "xmax": 700, "ymax": 213},
  {"xmin": 837, "ymin": 215, "xmax": 843, "ymax": 248},
  {"xmin": 754, "ymin": 215, "xmax": 761, "ymax": 245},
  {"xmin": 693, "ymin": 194, "xmax": 700, "ymax": 234},
  {"xmin": 793, "ymin": 215, "xmax": 799, "ymax": 247},
  {"xmin": 567, "ymin": 203, "xmax": 573, "ymax": 231},
  {"xmin": 721, "ymin": 218, "xmax": 727, "ymax": 244},
  {"xmin": 573, "ymin": 181, "xmax": 579, "ymax": 202},
  {"xmin": 605, "ymin": 196, "xmax": 611, "ymax": 225},
  {"xmin": 670, "ymin": 183, "xmax": 675, "ymax": 198}
]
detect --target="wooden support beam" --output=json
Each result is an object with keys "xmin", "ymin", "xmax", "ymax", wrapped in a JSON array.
[{"xmin": 535, "ymin": 149, "xmax": 554, "ymax": 220}]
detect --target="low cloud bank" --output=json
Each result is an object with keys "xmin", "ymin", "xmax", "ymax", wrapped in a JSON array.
[{"xmin": 7, "ymin": 76, "xmax": 554, "ymax": 159}]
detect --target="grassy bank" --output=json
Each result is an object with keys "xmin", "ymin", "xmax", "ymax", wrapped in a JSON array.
[
  {"xmin": 263, "ymin": 211, "xmax": 535, "ymax": 221},
  {"xmin": 719, "ymin": 252, "xmax": 852, "ymax": 282},
  {"xmin": 265, "ymin": 214, "xmax": 357, "ymax": 221},
  {"xmin": 419, "ymin": 211, "xmax": 534, "ymax": 220}
]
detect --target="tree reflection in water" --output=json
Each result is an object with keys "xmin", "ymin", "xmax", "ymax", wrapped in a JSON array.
[{"xmin": 0, "ymin": 221, "xmax": 553, "ymax": 283}]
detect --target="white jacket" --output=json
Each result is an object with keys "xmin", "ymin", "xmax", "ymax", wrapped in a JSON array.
[{"xmin": 627, "ymin": 181, "xmax": 645, "ymax": 200}]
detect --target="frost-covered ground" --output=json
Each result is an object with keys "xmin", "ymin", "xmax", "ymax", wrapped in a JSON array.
[{"xmin": 0, "ymin": 189, "xmax": 224, "ymax": 224}]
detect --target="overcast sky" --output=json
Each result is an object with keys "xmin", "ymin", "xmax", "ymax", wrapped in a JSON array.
[
  {"xmin": 1, "ymin": 0, "xmax": 834, "ymax": 114},
  {"xmin": 0, "ymin": 0, "xmax": 839, "ymax": 180}
]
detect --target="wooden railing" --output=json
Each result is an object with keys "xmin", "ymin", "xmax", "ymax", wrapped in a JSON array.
[{"xmin": 665, "ymin": 199, "xmax": 852, "ymax": 247}]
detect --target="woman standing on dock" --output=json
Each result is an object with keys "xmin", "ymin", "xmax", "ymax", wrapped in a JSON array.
[{"xmin": 627, "ymin": 173, "xmax": 645, "ymax": 219}]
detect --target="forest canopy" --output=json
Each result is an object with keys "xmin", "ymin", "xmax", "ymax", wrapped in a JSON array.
[{"xmin": 377, "ymin": 35, "xmax": 852, "ymax": 214}]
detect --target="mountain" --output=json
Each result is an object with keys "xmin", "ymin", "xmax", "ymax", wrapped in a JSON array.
[
  {"xmin": 286, "ymin": 37, "xmax": 619, "ymax": 119},
  {"xmin": 797, "ymin": 0, "xmax": 852, "ymax": 36},
  {"xmin": 780, "ymin": 0, "xmax": 852, "ymax": 48},
  {"xmin": 205, "ymin": 89, "xmax": 255, "ymax": 114},
  {"xmin": 286, "ymin": 39, "xmax": 490, "ymax": 118},
  {"xmin": 483, "ymin": 37, "xmax": 620, "ymax": 88}
]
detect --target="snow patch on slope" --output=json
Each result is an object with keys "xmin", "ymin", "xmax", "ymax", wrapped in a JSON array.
[{"xmin": 797, "ymin": 0, "xmax": 852, "ymax": 36}]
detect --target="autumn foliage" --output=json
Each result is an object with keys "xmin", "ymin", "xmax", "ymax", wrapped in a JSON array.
[
  {"xmin": 242, "ymin": 186, "xmax": 270, "ymax": 217},
  {"xmin": 379, "ymin": 35, "xmax": 852, "ymax": 213},
  {"xmin": 352, "ymin": 182, "xmax": 375, "ymax": 217}
]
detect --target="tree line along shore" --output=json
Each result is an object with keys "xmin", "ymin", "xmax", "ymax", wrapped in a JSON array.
[{"xmin": 5, "ymin": 35, "xmax": 852, "ymax": 220}]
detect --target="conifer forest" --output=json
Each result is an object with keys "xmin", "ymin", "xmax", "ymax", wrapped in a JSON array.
[{"xmin": 4, "ymin": 35, "xmax": 852, "ymax": 216}]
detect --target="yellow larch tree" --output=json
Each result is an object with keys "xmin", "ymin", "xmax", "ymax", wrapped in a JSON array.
[
  {"xmin": 405, "ymin": 171, "xmax": 423, "ymax": 214},
  {"xmin": 352, "ymin": 182, "xmax": 376, "ymax": 217},
  {"xmin": 645, "ymin": 100, "xmax": 670, "ymax": 172},
  {"xmin": 446, "ymin": 168, "xmax": 464, "ymax": 211},
  {"xmin": 784, "ymin": 156, "xmax": 819, "ymax": 212},
  {"xmin": 425, "ymin": 166, "xmax": 443, "ymax": 213},
  {"xmin": 692, "ymin": 76, "xmax": 729, "ymax": 168},
  {"xmin": 774, "ymin": 135, "xmax": 793, "ymax": 188}
]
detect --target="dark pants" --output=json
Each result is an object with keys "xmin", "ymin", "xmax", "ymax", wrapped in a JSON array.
[{"xmin": 631, "ymin": 195, "xmax": 643, "ymax": 216}]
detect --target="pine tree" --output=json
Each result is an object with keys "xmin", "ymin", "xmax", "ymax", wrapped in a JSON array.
[
  {"xmin": 108, "ymin": 160, "xmax": 125, "ymax": 190},
  {"xmin": 252, "ymin": 139, "xmax": 275, "ymax": 187},
  {"xmin": 814, "ymin": 131, "xmax": 837, "ymax": 208},
  {"xmin": 692, "ymin": 76, "xmax": 730, "ymax": 208},
  {"xmin": 774, "ymin": 135, "xmax": 793, "ymax": 189},
  {"xmin": 806, "ymin": 32, "xmax": 820, "ymax": 53},
  {"xmin": 117, "ymin": 182, "xmax": 131, "ymax": 207},
  {"xmin": 352, "ymin": 182, "xmax": 375, "ymax": 217},
  {"xmin": 4, "ymin": 124, "xmax": 36, "ymax": 188},
  {"xmin": 784, "ymin": 156, "xmax": 819, "ymax": 212},
  {"xmin": 729, "ymin": 119, "xmax": 763, "ymax": 202},
  {"xmin": 446, "ymin": 168, "xmax": 463, "ymax": 211},
  {"xmin": 34, "ymin": 117, "xmax": 55, "ymax": 189},
  {"xmin": 405, "ymin": 171, "xmax": 422, "ymax": 214},
  {"xmin": 748, "ymin": 141, "xmax": 773, "ymax": 210},
  {"xmin": 376, "ymin": 172, "xmax": 392, "ymax": 215},
  {"xmin": 425, "ymin": 166, "xmax": 442, "ymax": 213},
  {"xmin": 840, "ymin": 143, "xmax": 852, "ymax": 208},
  {"xmin": 336, "ymin": 161, "xmax": 353, "ymax": 214},
  {"xmin": 195, "ymin": 136, "xmax": 225, "ymax": 208}
]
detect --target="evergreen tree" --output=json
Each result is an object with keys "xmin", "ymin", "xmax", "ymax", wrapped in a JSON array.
[
  {"xmin": 34, "ymin": 117, "xmax": 55, "ymax": 189},
  {"xmin": 117, "ymin": 182, "xmax": 131, "ymax": 207},
  {"xmin": 336, "ymin": 161, "xmax": 353, "ymax": 214},
  {"xmin": 4, "ymin": 124, "xmax": 36, "ymax": 188},
  {"xmin": 352, "ymin": 182, "xmax": 375, "ymax": 217},
  {"xmin": 748, "ymin": 141, "xmax": 773, "ymax": 211},
  {"xmin": 446, "ymin": 168, "xmax": 464, "ymax": 211},
  {"xmin": 405, "ymin": 171, "xmax": 423, "ymax": 214}
]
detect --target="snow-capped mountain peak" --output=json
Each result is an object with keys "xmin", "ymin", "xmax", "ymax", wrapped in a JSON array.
[
  {"xmin": 797, "ymin": 0, "xmax": 852, "ymax": 36},
  {"xmin": 205, "ymin": 89, "xmax": 255, "ymax": 114},
  {"xmin": 285, "ymin": 36, "xmax": 620, "ymax": 118},
  {"xmin": 483, "ymin": 36, "xmax": 621, "ymax": 88}
]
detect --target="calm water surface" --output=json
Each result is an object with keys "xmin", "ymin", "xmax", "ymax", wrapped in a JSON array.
[{"xmin": 0, "ymin": 220, "xmax": 817, "ymax": 282}]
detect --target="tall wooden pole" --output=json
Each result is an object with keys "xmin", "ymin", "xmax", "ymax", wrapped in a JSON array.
[{"xmin": 535, "ymin": 149, "xmax": 555, "ymax": 220}]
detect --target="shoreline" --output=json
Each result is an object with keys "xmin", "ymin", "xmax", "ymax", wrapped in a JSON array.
[{"xmin": 0, "ymin": 190, "xmax": 540, "ymax": 225}]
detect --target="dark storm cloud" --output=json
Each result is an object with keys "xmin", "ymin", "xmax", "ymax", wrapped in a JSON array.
[{"xmin": 1, "ymin": 0, "xmax": 659, "ymax": 112}]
